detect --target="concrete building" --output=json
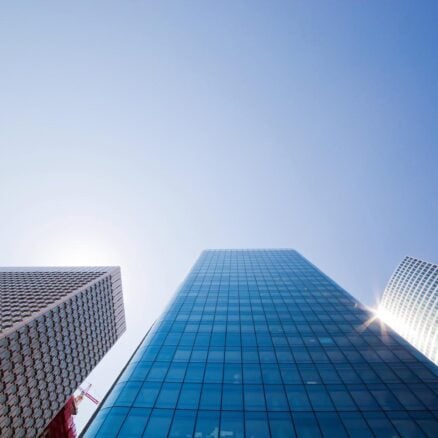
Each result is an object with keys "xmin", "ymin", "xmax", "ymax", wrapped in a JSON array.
[{"xmin": 0, "ymin": 266, "xmax": 126, "ymax": 437}]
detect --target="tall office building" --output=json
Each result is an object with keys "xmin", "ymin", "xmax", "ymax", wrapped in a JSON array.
[
  {"xmin": 84, "ymin": 250, "xmax": 437, "ymax": 437},
  {"xmin": 379, "ymin": 256, "xmax": 438, "ymax": 365},
  {"xmin": 0, "ymin": 267, "xmax": 126, "ymax": 437}
]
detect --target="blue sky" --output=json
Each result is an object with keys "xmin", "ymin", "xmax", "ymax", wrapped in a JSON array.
[{"xmin": 1, "ymin": 1, "xmax": 437, "ymax": 431}]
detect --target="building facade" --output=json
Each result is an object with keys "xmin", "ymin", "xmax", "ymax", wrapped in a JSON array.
[
  {"xmin": 0, "ymin": 266, "xmax": 126, "ymax": 437},
  {"xmin": 379, "ymin": 256, "xmax": 438, "ymax": 365},
  {"xmin": 84, "ymin": 250, "xmax": 437, "ymax": 437}
]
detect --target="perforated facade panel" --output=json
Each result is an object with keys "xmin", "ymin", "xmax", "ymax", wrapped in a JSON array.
[{"xmin": 0, "ymin": 267, "xmax": 126, "ymax": 437}]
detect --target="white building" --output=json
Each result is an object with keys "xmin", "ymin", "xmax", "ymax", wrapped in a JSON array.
[{"xmin": 379, "ymin": 256, "xmax": 438, "ymax": 365}]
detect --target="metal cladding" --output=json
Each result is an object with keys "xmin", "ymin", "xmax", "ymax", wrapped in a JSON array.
[
  {"xmin": 0, "ymin": 267, "xmax": 126, "ymax": 437},
  {"xmin": 380, "ymin": 256, "xmax": 438, "ymax": 365}
]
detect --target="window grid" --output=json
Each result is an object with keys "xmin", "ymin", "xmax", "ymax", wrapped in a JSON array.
[{"xmin": 85, "ymin": 250, "xmax": 438, "ymax": 437}]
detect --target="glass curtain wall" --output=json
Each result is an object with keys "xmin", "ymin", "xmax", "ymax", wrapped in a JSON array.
[{"xmin": 83, "ymin": 250, "xmax": 438, "ymax": 437}]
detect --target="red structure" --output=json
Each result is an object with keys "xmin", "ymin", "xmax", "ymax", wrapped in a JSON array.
[
  {"xmin": 41, "ymin": 385, "xmax": 99, "ymax": 437},
  {"xmin": 42, "ymin": 396, "xmax": 77, "ymax": 438}
]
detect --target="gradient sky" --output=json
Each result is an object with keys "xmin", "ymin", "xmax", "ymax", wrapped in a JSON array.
[{"xmin": 1, "ymin": 1, "xmax": 437, "ymax": 432}]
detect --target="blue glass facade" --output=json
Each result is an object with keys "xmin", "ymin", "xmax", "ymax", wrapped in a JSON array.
[{"xmin": 83, "ymin": 250, "xmax": 438, "ymax": 437}]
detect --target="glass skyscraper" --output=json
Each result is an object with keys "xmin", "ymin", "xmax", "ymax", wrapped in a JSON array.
[{"xmin": 84, "ymin": 250, "xmax": 438, "ymax": 437}]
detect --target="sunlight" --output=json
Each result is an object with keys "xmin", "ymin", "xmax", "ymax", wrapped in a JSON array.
[
  {"xmin": 356, "ymin": 300, "xmax": 391, "ymax": 341},
  {"xmin": 35, "ymin": 231, "xmax": 119, "ymax": 267}
]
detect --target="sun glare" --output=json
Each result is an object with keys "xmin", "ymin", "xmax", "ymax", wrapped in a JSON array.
[{"xmin": 37, "ymin": 233, "xmax": 119, "ymax": 267}]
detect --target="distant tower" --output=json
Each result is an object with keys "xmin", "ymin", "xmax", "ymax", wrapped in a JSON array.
[
  {"xmin": 0, "ymin": 267, "xmax": 126, "ymax": 437},
  {"xmin": 379, "ymin": 256, "xmax": 438, "ymax": 365}
]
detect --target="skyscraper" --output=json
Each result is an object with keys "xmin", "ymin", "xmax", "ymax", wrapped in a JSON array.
[
  {"xmin": 379, "ymin": 256, "xmax": 438, "ymax": 365},
  {"xmin": 0, "ymin": 266, "xmax": 126, "ymax": 437},
  {"xmin": 84, "ymin": 250, "xmax": 437, "ymax": 437}
]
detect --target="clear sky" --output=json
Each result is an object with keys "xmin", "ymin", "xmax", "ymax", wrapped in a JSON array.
[{"xmin": 1, "ymin": 1, "xmax": 437, "ymax": 432}]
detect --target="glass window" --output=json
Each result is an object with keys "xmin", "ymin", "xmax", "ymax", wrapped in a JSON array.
[
  {"xmin": 369, "ymin": 387, "xmax": 403, "ymax": 410},
  {"xmin": 204, "ymin": 363, "xmax": 223, "ymax": 383},
  {"xmin": 225, "ymin": 349, "xmax": 242, "ymax": 363},
  {"xmin": 200, "ymin": 384, "xmax": 222, "ymax": 410},
  {"xmin": 327, "ymin": 386, "xmax": 357, "ymax": 410},
  {"xmin": 100, "ymin": 383, "xmax": 125, "ymax": 409},
  {"xmin": 349, "ymin": 386, "xmax": 380, "ymax": 411},
  {"xmin": 285, "ymin": 385, "xmax": 311, "ymax": 411},
  {"xmin": 157, "ymin": 346, "xmax": 176, "ymax": 361},
  {"xmin": 387, "ymin": 411, "xmax": 424, "ymax": 437},
  {"xmin": 259, "ymin": 350, "xmax": 276, "ymax": 363},
  {"xmin": 409, "ymin": 363, "xmax": 438, "ymax": 381},
  {"xmin": 96, "ymin": 407, "xmax": 129, "ymax": 437},
  {"xmin": 148, "ymin": 363, "xmax": 169, "ymax": 381},
  {"xmin": 156, "ymin": 382, "xmax": 181, "ymax": 408},
  {"xmin": 222, "ymin": 384, "xmax": 243, "ymax": 410},
  {"xmin": 113, "ymin": 381, "xmax": 141, "ymax": 406},
  {"xmin": 185, "ymin": 362, "xmax": 205, "ymax": 383},
  {"xmin": 143, "ymin": 409, "xmax": 173, "ymax": 437},
  {"xmin": 316, "ymin": 412, "xmax": 348, "ymax": 438},
  {"xmin": 127, "ymin": 362, "xmax": 151, "ymax": 381},
  {"xmin": 354, "ymin": 364, "xmax": 381, "ymax": 384},
  {"xmin": 243, "ymin": 364, "xmax": 262, "ymax": 384},
  {"xmin": 84, "ymin": 408, "xmax": 110, "ymax": 437},
  {"xmin": 195, "ymin": 410, "xmax": 220, "ymax": 438},
  {"xmin": 134, "ymin": 382, "xmax": 161, "ymax": 408},
  {"xmin": 208, "ymin": 348, "xmax": 225, "ymax": 362},
  {"xmin": 141, "ymin": 346, "xmax": 159, "ymax": 362},
  {"xmin": 244, "ymin": 385, "xmax": 266, "ymax": 411},
  {"xmin": 242, "ymin": 349, "xmax": 259, "ymax": 363},
  {"xmin": 338, "ymin": 412, "xmax": 373, "ymax": 438},
  {"xmin": 191, "ymin": 349, "xmax": 208, "ymax": 362},
  {"xmin": 166, "ymin": 363, "xmax": 187, "ymax": 382},
  {"xmin": 306, "ymin": 385, "xmax": 334, "ymax": 411},
  {"xmin": 177, "ymin": 383, "xmax": 201, "ymax": 410},
  {"xmin": 265, "ymin": 385, "xmax": 289, "ymax": 411},
  {"xmin": 220, "ymin": 411, "xmax": 244, "ymax": 438},
  {"xmin": 363, "ymin": 412, "xmax": 397, "ymax": 436},
  {"xmin": 168, "ymin": 409, "xmax": 196, "ymax": 438},
  {"xmin": 336, "ymin": 365, "xmax": 362, "ymax": 384},
  {"xmin": 245, "ymin": 411, "xmax": 270, "ymax": 438},
  {"xmin": 262, "ymin": 364, "xmax": 282, "ymax": 384},
  {"xmin": 389, "ymin": 384, "xmax": 425, "ymax": 410},
  {"xmin": 292, "ymin": 349, "xmax": 311, "ymax": 362},
  {"xmin": 316, "ymin": 365, "xmax": 341, "ymax": 384},
  {"xmin": 298, "ymin": 365, "xmax": 321, "ymax": 384},
  {"xmin": 118, "ymin": 408, "xmax": 150, "ymax": 437},
  {"xmin": 276, "ymin": 350, "xmax": 294, "ymax": 363},
  {"xmin": 409, "ymin": 383, "xmax": 438, "ymax": 410},
  {"xmin": 224, "ymin": 364, "xmax": 242, "ymax": 384},
  {"xmin": 269, "ymin": 412, "xmax": 295, "ymax": 437},
  {"xmin": 410, "ymin": 411, "xmax": 438, "ymax": 437},
  {"xmin": 174, "ymin": 348, "xmax": 192, "ymax": 362},
  {"xmin": 292, "ymin": 412, "xmax": 322, "ymax": 438},
  {"xmin": 280, "ymin": 365, "xmax": 301, "ymax": 384}
]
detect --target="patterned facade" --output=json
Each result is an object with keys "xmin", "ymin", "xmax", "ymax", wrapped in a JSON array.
[
  {"xmin": 379, "ymin": 256, "xmax": 438, "ymax": 365},
  {"xmin": 0, "ymin": 267, "xmax": 126, "ymax": 437},
  {"xmin": 84, "ymin": 250, "xmax": 438, "ymax": 437}
]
